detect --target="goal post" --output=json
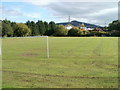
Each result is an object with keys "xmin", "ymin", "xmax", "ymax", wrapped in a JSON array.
[
  {"xmin": 29, "ymin": 36, "xmax": 50, "ymax": 58},
  {"xmin": 31, "ymin": 36, "xmax": 50, "ymax": 58},
  {"xmin": 2, "ymin": 36, "xmax": 50, "ymax": 58},
  {"xmin": 33, "ymin": 36, "xmax": 50, "ymax": 58},
  {"xmin": 46, "ymin": 36, "xmax": 49, "ymax": 58}
]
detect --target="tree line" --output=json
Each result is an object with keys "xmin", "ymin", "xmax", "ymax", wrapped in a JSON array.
[
  {"xmin": 1, "ymin": 19, "xmax": 120, "ymax": 37},
  {"xmin": 1, "ymin": 19, "xmax": 57, "ymax": 37}
]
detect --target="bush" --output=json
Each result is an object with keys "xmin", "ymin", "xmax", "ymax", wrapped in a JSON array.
[
  {"xmin": 14, "ymin": 23, "xmax": 31, "ymax": 37},
  {"xmin": 88, "ymin": 31, "xmax": 109, "ymax": 36},
  {"xmin": 54, "ymin": 25, "xmax": 68, "ymax": 36},
  {"xmin": 82, "ymin": 31, "xmax": 90, "ymax": 36},
  {"xmin": 68, "ymin": 27, "xmax": 83, "ymax": 36},
  {"xmin": 110, "ymin": 30, "xmax": 120, "ymax": 36}
]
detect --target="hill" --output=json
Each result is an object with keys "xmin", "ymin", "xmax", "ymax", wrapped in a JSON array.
[{"xmin": 57, "ymin": 20, "xmax": 102, "ymax": 28}]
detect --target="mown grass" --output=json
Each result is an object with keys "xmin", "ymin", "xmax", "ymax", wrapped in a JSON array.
[{"xmin": 2, "ymin": 37, "xmax": 118, "ymax": 88}]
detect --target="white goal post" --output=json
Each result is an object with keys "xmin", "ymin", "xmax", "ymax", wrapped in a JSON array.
[
  {"xmin": 31, "ymin": 36, "xmax": 49, "ymax": 58},
  {"xmin": 3, "ymin": 36, "xmax": 50, "ymax": 58},
  {"xmin": 34, "ymin": 36, "xmax": 49, "ymax": 58},
  {"xmin": 46, "ymin": 36, "xmax": 49, "ymax": 58}
]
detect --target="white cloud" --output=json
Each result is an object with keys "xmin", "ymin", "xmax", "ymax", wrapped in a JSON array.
[
  {"xmin": 1, "ymin": 0, "xmax": 119, "ymax": 2},
  {"xmin": 24, "ymin": 13, "xmax": 41, "ymax": 18},
  {"xmin": 1, "ymin": 1, "xmax": 118, "ymax": 26},
  {"xmin": 89, "ymin": 7, "xmax": 118, "ymax": 16},
  {"xmin": 25, "ymin": 0, "xmax": 59, "ymax": 6},
  {"xmin": 45, "ymin": 2, "xmax": 118, "ymax": 26},
  {"xmin": 1, "ymin": 5, "xmax": 41, "ymax": 19},
  {"xmin": 0, "ymin": 6, "xmax": 23, "ymax": 16}
]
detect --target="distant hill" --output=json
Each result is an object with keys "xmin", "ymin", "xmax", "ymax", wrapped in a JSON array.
[{"xmin": 57, "ymin": 20, "xmax": 102, "ymax": 28}]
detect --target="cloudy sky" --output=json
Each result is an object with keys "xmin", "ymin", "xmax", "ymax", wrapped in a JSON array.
[{"xmin": 0, "ymin": 1, "xmax": 119, "ymax": 26}]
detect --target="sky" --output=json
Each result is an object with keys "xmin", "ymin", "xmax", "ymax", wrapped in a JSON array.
[{"xmin": 0, "ymin": 0, "xmax": 119, "ymax": 26}]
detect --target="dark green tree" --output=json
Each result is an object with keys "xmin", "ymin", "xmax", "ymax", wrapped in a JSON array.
[
  {"xmin": 31, "ymin": 21, "xmax": 39, "ymax": 35},
  {"xmin": 2, "ymin": 20, "xmax": 13, "ymax": 37},
  {"xmin": 36, "ymin": 20, "xmax": 46, "ymax": 35},
  {"xmin": 44, "ymin": 21, "xmax": 49, "ymax": 35},
  {"xmin": 108, "ymin": 20, "xmax": 120, "ymax": 36},
  {"xmin": 0, "ymin": 20, "xmax": 2, "ymax": 37},
  {"xmin": 2, "ymin": 19, "xmax": 11, "ymax": 24},
  {"xmin": 46, "ymin": 21, "xmax": 56, "ymax": 36},
  {"xmin": 26, "ymin": 21, "xmax": 39, "ymax": 36},
  {"xmin": 11, "ymin": 22, "xmax": 17, "ymax": 37},
  {"xmin": 108, "ymin": 20, "xmax": 120, "ymax": 31}
]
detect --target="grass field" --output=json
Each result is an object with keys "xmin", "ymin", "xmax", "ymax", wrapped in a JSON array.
[{"xmin": 2, "ymin": 37, "xmax": 118, "ymax": 88}]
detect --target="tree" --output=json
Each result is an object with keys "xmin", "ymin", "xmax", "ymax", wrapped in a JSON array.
[
  {"xmin": 11, "ymin": 22, "xmax": 17, "ymax": 36},
  {"xmin": 68, "ymin": 27, "xmax": 83, "ymax": 36},
  {"xmin": 26, "ymin": 21, "xmax": 39, "ymax": 36},
  {"xmin": 2, "ymin": 21, "xmax": 13, "ymax": 37},
  {"xmin": 15, "ymin": 23, "xmax": 31, "ymax": 37},
  {"xmin": 44, "ymin": 21, "xmax": 49, "ymax": 35},
  {"xmin": 108, "ymin": 20, "xmax": 120, "ymax": 31},
  {"xmin": 54, "ymin": 25, "xmax": 68, "ymax": 36},
  {"xmin": 108, "ymin": 20, "xmax": 120, "ymax": 36},
  {"xmin": 82, "ymin": 31, "xmax": 90, "ymax": 36},
  {"xmin": 0, "ymin": 20, "xmax": 2, "ymax": 37},
  {"xmin": 46, "ymin": 21, "xmax": 56, "ymax": 36},
  {"xmin": 44, "ymin": 21, "xmax": 49, "ymax": 31},
  {"xmin": 2, "ymin": 19, "xmax": 11, "ymax": 24},
  {"xmin": 36, "ymin": 20, "xmax": 46, "ymax": 35}
]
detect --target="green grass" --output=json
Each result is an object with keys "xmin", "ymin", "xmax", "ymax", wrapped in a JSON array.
[{"xmin": 2, "ymin": 37, "xmax": 118, "ymax": 88}]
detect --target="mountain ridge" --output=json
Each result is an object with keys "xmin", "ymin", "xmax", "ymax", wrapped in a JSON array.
[{"xmin": 57, "ymin": 20, "xmax": 102, "ymax": 28}]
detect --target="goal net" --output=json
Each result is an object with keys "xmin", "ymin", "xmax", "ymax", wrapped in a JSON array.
[{"xmin": 3, "ymin": 36, "xmax": 49, "ymax": 59}]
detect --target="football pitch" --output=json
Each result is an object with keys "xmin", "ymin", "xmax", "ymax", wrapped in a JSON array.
[{"xmin": 2, "ymin": 37, "xmax": 118, "ymax": 88}]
